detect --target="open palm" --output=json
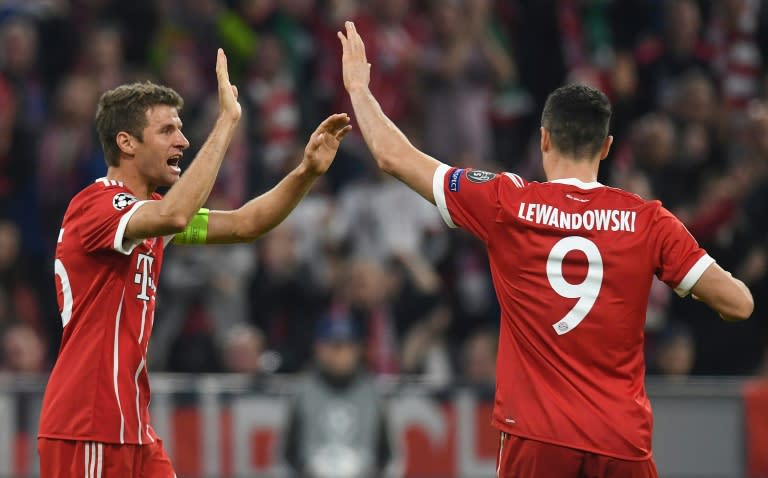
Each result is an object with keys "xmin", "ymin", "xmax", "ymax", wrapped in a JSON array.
[{"xmin": 303, "ymin": 113, "xmax": 352, "ymax": 175}]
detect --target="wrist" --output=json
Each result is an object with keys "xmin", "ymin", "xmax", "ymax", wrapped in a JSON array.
[
  {"xmin": 295, "ymin": 160, "xmax": 323, "ymax": 180},
  {"xmin": 347, "ymin": 84, "xmax": 370, "ymax": 97},
  {"xmin": 215, "ymin": 114, "xmax": 240, "ymax": 128}
]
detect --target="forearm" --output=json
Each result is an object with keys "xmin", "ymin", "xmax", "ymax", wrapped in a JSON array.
[
  {"xmin": 161, "ymin": 116, "xmax": 238, "ymax": 223},
  {"xmin": 350, "ymin": 89, "xmax": 418, "ymax": 174},
  {"xmin": 692, "ymin": 264, "xmax": 754, "ymax": 321},
  {"xmin": 717, "ymin": 278, "xmax": 754, "ymax": 321},
  {"xmin": 234, "ymin": 162, "xmax": 321, "ymax": 240},
  {"xmin": 348, "ymin": 88, "xmax": 440, "ymax": 202}
]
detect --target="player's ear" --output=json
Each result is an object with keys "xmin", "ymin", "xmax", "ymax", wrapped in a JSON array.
[
  {"xmin": 599, "ymin": 135, "xmax": 614, "ymax": 162},
  {"xmin": 116, "ymin": 131, "xmax": 136, "ymax": 157},
  {"xmin": 540, "ymin": 127, "xmax": 551, "ymax": 153}
]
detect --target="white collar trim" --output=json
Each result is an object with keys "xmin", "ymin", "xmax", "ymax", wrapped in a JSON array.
[{"xmin": 548, "ymin": 178, "xmax": 604, "ymax": 190}]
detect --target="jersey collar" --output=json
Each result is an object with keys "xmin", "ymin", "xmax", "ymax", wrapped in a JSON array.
[{"xmin": 548, "ymin": 178, "xmax": 604, "ymax": 190}]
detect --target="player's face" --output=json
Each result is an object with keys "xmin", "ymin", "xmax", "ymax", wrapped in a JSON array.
[{"xmin": 134, "ymin": 105, "xmax": 189, "ymax": 188}]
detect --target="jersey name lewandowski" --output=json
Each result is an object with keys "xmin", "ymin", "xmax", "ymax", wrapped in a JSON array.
[
  {"xmin": 39, "ymin": 178, "xmax": 171, "ymax": 445},
  {"xmin": 433, "ymin": 166, "xmax": 714, "ymax": 460}
]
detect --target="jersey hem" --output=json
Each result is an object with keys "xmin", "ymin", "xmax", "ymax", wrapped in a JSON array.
[
  {"xmin": 491, "ymin": 421, "xmax": 653, "ymax": 462},
  {"xmin": 432, "ymin": 164, "xmax": 457, "ymax": 228},
  {"xmin": 37, "ymin": 433, "xmax": 145, "ymax": 446}
]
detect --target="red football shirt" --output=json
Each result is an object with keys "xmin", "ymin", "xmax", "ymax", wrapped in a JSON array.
[
  {"xmin": 433, "ymin": 166, "xmax": 714, "ymax": 460},
  {"xmin": 39, "ymin": 178, "xmax": 170, "ymax": 445}
]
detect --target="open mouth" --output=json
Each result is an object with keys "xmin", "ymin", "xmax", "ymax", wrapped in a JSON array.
[{"xmin": 167, "ymin": 155, "xmax": 182, "ymax": 173}]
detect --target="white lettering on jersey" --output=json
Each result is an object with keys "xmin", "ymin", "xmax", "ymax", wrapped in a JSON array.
[
  {"xmin": 134, "ymin": 253, "xmax": 156, "ymax": 301},
  {"xmin": 517, "ymin": 202, "xmax": 637, "ymax": 233}
]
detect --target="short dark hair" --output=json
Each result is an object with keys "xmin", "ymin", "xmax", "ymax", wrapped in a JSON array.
[
  {"xmin": 95, "ymin": 82, "xmax": 184, "ymax": 167},
  {"xmin": 541, "ymin": 84, "xmax": 612, "ymax": 159}
]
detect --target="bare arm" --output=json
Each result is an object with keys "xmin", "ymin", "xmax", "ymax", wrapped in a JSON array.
[
  {"xmin": 690, "ymin": 263, "xmax": 754, "ymax": 321},
  {"xmin": 339, "ymin": 21, "xmax": 442, "ymax": 204},
  {"xmin": 204, "ymin": 114, "xmax": 352, "ymax": 243},
  {"xmin": 124, "ymin": 49, "xmax": 242, "ymax": 239}
]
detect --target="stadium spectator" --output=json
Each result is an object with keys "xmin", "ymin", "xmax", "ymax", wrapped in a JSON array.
[
  {"xmin": 248, "ymin": 221, "xmax": 328, "ymax": 373},
  {"xmin": 399, "ymin": 303, "xmax": 453, "ymax": 387},
  {"xmin": 0, "ymin": 15, "xmax": 47, "ymax": 129},
  {"xmin": 328, "ymin": 174, "xmax": 443, "ymax": 262},
  {"xmin": 37, "ymin": 73, "xmax": 101, "ymax": 243},
  {"xmin": 634, "ymin": 0, "xmax": 716, "ymax": 114},
  {"xmin": 283, "ymin": 315, "xmax": 393, "ymax": 478},
  {"xmin": 419, "ymin": 0, "xmax": 513, "ymax": 166},
  {"xmin": 651, "ymin": 322, "xmax": 697, "ymax": 378},
  {"xmin": 0, "ymin": 322, "xmax": 45, "ymax": 373},
  {"xmin": 221, "ymin": 323, "xmax": 268, "ymax": 375},
  {"xmin": 460, "ymin": 327, "xmax": 497, "ymax": 390}
]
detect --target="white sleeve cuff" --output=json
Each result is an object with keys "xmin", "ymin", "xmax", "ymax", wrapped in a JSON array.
[
  {"xmin": 433, "ymin": 164, "xmax": 457, "ymax": 228},
  {"xmin": 163, "ymin": 234, "xmax": 176, "ymax": 248},
  {"xmin": 113, "ymin": 201, "xmax": 148, "ymax": 255},
  {"xmin": 674, "ymin": 254, "xmax": 716, "ymax": 297}
]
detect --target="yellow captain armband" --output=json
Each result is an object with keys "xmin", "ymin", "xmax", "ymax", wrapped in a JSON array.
[{"xmin": 172, "ymin": 208, "xmax": 210, "ymax": 245}]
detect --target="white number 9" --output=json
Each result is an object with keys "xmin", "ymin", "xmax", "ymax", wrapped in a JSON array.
[
  {"xmin": 55, "ymin": 259, "xmax": 73, "ymax": 327},
  {"xmin": 546, "ymin": 236, "xmax": 603, "ymax": 335}
]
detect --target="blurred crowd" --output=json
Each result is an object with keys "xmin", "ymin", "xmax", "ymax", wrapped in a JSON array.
[{"xmin": 0, "ymin": 0, "xmax": 765, "ymax": 383}]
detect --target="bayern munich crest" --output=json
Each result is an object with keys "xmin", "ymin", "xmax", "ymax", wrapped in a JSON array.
[{"xmin": 113, "ymin": 192, "xmax": 137, "ymax": 210}]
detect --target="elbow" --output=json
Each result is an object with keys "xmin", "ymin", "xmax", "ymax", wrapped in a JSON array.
[
  {"xmin": 233, "ymin": 211, "xmax": 263, "ymax": 242},
  {"xmin": 736, "ymin": 293, "xmax": 755, "ymax": 321},
  {"xmin": 166, "ymin": 214, "xmax": 190, "ymax": 234},
  {"xmin": 722, "ymin": 292, "xmax": 754, "ymax": 322},
  {"xmin": 156, "ymin": 208, "xmax": 190, "ymax": 234},
  {"xmin": 375, "ymin": 153, "xmax": 399, "ymax": 176}
]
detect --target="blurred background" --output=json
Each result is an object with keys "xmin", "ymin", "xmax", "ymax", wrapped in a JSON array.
[{"xmin": 0, "ymin": 0, "xmax": 766, "ymax": 477}]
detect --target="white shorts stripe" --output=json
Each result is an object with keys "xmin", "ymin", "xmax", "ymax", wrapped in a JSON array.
[
  {"xmin": 84, "ymin": 443, "xmax": 90, "ymax": 478},
  {"xmin": 89, "ymin": 442, "xmax": 96, "ymax": 478},
  {"xmin": 496, "ymin": 432, "xmax": 506, "ymax": 477},
  {"xmin": 432, "ymin": 163, "xmax": 457, "ymax": 228},
  {"xmin": 97, "ymin": 444, "xmax": 103, "ymax": 478}
]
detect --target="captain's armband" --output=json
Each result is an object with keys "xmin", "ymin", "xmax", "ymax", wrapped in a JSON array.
[{"xmin": 172, "ymin": 208, "xmax": 209, "ymax": 245}]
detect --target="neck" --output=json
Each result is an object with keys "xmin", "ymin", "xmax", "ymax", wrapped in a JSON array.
[
  {"xmin": 545, "ymin": 154, "xmax": 600, "ymax": 183},
  {"xmin": 106, "ymin": 166, "xmax": 155, "ymax": 199}
]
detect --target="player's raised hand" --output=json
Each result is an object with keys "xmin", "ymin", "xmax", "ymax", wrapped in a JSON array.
[
  {"xmin": 303, "ymin": 113, "xmax": 352, "ymax": 175},
  {"xmin": 337, "ymin": 21, "xmax": 371, "ymax": 93},
  {"xmin": 215, "ymin": 48, "xmax": 242, "ymax": 122}
]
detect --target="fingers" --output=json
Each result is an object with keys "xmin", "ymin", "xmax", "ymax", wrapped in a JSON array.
[
  {"xmin": 216, "ymin": 48, "xmax": 229, "ymax": 84},
  {"xmin": 338, "ymin": 22, "xmax": 366, "ymax": 60},
  {"xmin": 317, "ymin": 113, "xmax": 350, "ymax": 133},
  {"xmin": 346, "ymin": 22, "xmax": 365, "ymax": 58},
  {"xmin": 336, "ymin": 124, "xmax": 353, "ymax": 140},
  {"xmin": 231, "ymin": 84, "xmax": 238, "ymax": 99}
]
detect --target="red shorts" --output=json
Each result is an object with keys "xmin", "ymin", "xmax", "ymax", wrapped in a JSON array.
[
  {"xmin": 496, "ymin": 432, "xmax": 659, "ymax": 478},
  {"xmin": 38, "ymin": 438, "xmax": 175, "ymax": 478}
]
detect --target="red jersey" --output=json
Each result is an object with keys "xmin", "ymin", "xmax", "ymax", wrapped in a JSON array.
[
  {"xmin": 40, "ymin": 178, "xmax": 170, "ymax": 445},
  {"xmin": 433, "ymin": 166, "xmax": 714, "ymax": 460}
]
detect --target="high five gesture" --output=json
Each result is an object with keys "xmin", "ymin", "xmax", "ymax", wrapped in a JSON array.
[{"xmin": 215, "ymin": 48, "xmax": 242, "ymax": 122}]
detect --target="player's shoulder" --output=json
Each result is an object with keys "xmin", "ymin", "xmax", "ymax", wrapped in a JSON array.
[
  {"xmin": 70, "ymin": 178, "xmax": 140, "ymax": 212},
  {"xmin": 600, "ymin": 184, "xmax": 658, "ymax": 207}
]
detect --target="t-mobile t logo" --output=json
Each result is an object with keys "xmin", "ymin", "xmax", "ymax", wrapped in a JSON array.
[{"xmin": 134, "ymin": 253, "xmax": 156, "ymax": 301}]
